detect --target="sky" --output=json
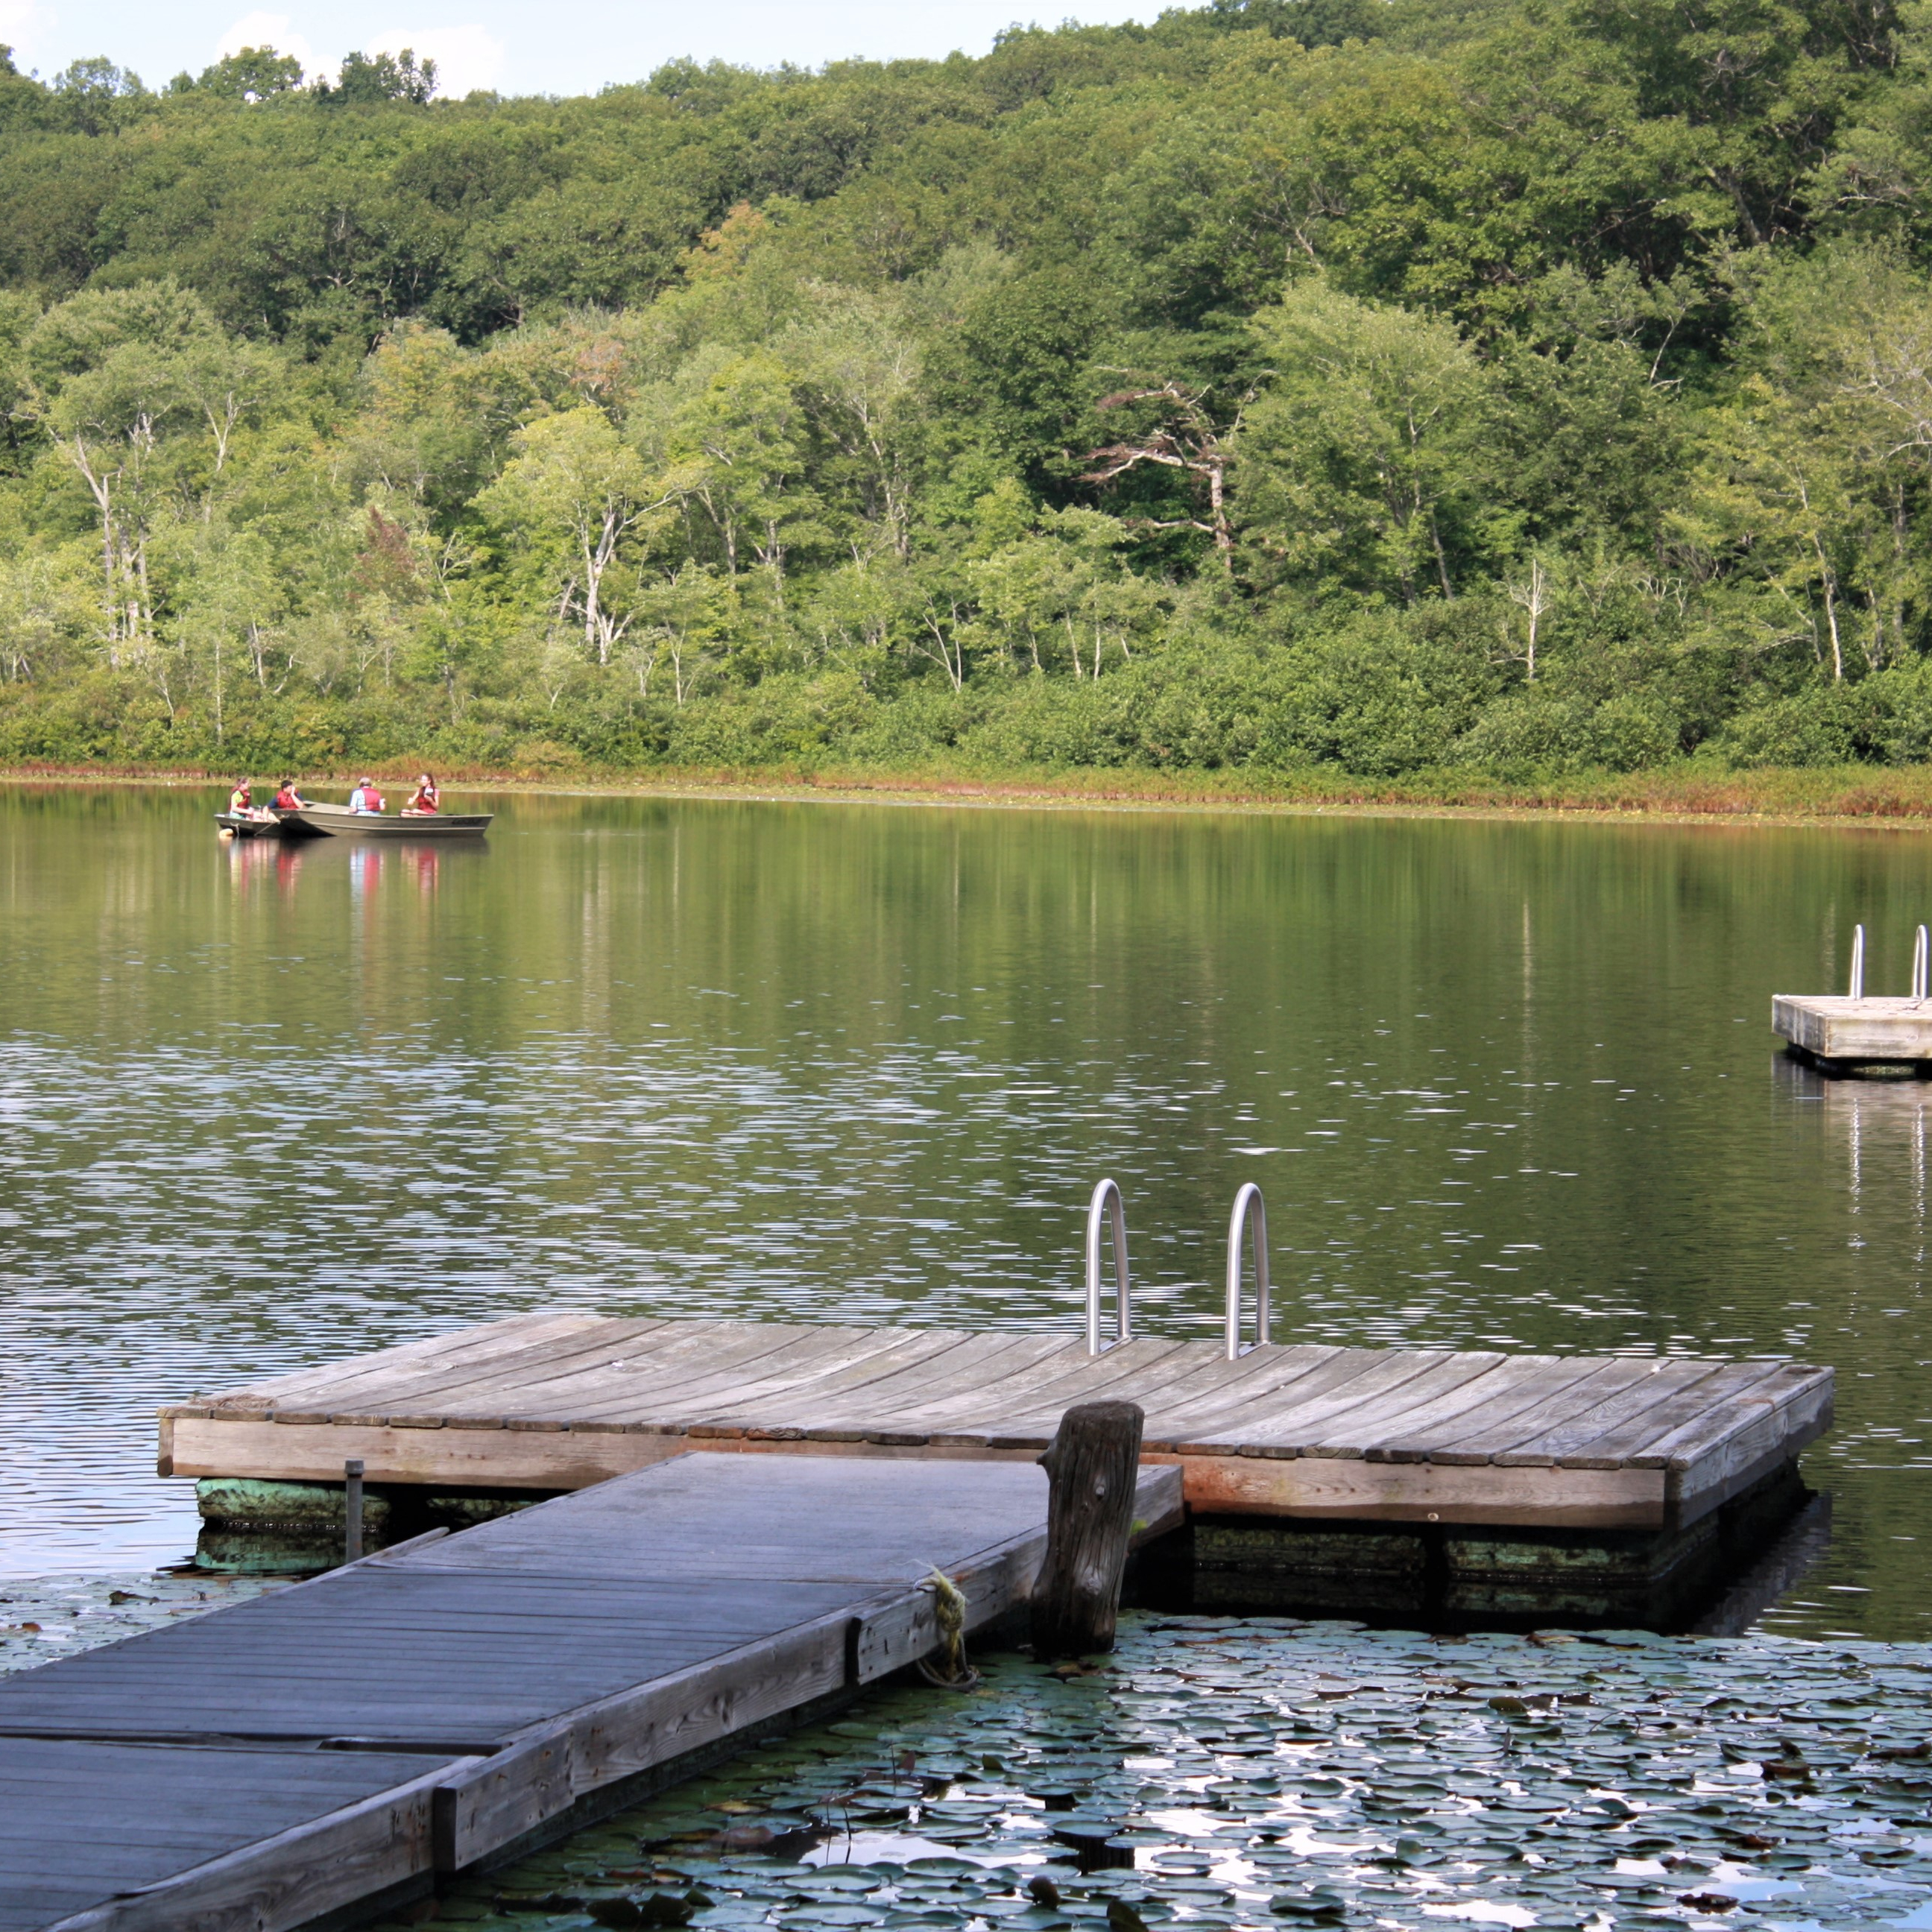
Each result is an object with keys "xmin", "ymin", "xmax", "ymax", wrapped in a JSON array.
[{"xmin": 0, "ymin": 1, "xmax": 1155, "ymax": 98}]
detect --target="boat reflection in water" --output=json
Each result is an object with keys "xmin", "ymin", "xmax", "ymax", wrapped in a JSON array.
[
  {"xmin": 223, "ymin": 818, "xmax": 468, "ymax": 903},
  {"xmin": 221, "ymin": 829, "xmax": 305, "ymax": 898}
]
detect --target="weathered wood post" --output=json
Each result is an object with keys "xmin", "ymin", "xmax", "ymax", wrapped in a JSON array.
[
  {"xmin": 344, "ymin": 1459, "xmax": 364, "ymax": 1565},
  {"xmin": 1032, "ymin": 1400, "xmax": 1144, "ymax": 1659}
]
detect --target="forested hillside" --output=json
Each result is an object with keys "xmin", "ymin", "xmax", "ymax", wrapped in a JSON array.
[{"xmin": 2, "ymin": 0, "xmax": 1931, "ymax": 778}]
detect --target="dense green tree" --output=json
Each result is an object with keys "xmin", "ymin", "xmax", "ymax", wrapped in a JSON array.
[
  {"xmin": 1237, "ymin": 278, "xmax": 1500, "ymax": 602},
  {"xmin": 3, "ymin": 0, "xmax": 1932, "ymax": 777}
]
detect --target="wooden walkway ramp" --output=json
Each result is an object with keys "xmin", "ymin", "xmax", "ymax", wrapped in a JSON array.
[
  {"xmin": 0, "ymin": 1453, "xmax": 1180, "ymax": 1932},
  {"xmin": 162, "ymin": 1315, "xmax": 1834, "ymax": 1533}
]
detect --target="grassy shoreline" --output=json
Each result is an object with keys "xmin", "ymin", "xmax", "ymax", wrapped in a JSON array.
[{"xmin": 8, "ymin": 758, "xmax": 1932, "ymax": 827}]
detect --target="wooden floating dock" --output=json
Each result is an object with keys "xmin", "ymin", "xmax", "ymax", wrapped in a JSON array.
[
  {"xmin": 162, "ymin": 1314, "xmax": 1834, "ymax": 1534},
  {"xmin": 1, "ymin": 1452, "xmax": 1180, "ymax": 1932},
  {"xmin": 1775, "ymin": 923, "xmax": 1932, "ymax": 1073},
  {"xmin": 1774, "ymin": 993, "xmax": 1932, "ymax": 1072}
]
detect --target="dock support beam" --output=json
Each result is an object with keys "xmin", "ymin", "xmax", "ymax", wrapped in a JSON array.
[
  {"xmin": 344, "ymin": 1459, "xmax": 364, "ymax": 1564},
  {"xmin": 1032, "ymin": 1401, "xmax": 1144, "ymax": 1658}
]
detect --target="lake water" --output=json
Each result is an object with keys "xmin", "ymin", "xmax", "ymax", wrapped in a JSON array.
[{"xmin": 1, "ymin": 785, "xmax": 1928, "ymax": 1637}]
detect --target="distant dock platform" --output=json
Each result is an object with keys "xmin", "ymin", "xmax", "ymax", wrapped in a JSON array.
[
  {"xmin": 1774, "ymin": 994, "xmax": 1932, "ymax": 1072},
  {"xmin": 1775, "ymin": 922, "xmax": 1932, "ymax": 1073},
  {"xmin": 162, "ymin": 1314, "xmax": 1833, "ymax": 1536}
]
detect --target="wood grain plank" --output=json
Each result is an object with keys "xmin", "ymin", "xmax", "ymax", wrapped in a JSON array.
[
  {"xmin": 1368, "ymin": 1357, "xmax": 1610, "ymax": 1465},
  {"xmin": 724, "ymin": 1333, "xmax": 1074, "ymax": 1433},
  {"xmin": 1664, "ymin": 1370, "xmax": 1834, "ymax": 1524},
  {"xmin": 850, "ymin": 1464, "xmax": 1181, "ymax": 1683},
  {"xmin": 1496, "ymin": 1360, "xmax": 1734, "ymax": 1468},
  {"xmin": 894, "ymin": 1338, "xmax": 1356, "ymax": 1447},
  {"xmin": 606, "ymin": 1328, "xmax": 986, "ymax": 1429},
  {"xmin": 192, "ymin": 1312, "xmax": 602, "ymax": 1411},
  {"xmin": 528, "ymin": 1328, "xmax": 963, "ymax": 1425},
  {"xmin": 1421, "ymin": 1357, "xmax": 1666, "ymax": 1463},
  {"xmin": 1128, "ymin": 1345, "xmax": 1355, "ymax": 1446},
  {"xmin": 1570, "ymin": 1360, "xmax": 1795, "ymax": 1467},
  {"xmin": 1185, "ymin": 1349, "xmax": 1461, "ymax": 1455},
  {"xmin": 1301, "ymin": 1353, "xmax": 1524, "ymax": 1458},
  {"xmin": 169, "ymin": 1414, "xmax": 686, "ymax": 1488},
  {"xmin": 368, "ymin": 1318, "xmax": 748, "ymax": 1418},
  {"xmin": 1174, "ymin": 1450, "xmax": 1664, "ymax": 1527},
  {"xmin": 433, "ymin": 1729, "xmax": 572, "ymax": 1872},
  {"xmin": 388, "ymin": 1454, "xmax": 1060, "ymax": 1586},
  {"xmin": 820, "ymin": 1336, "xmax": 1198, "ymax": 1439},
  {"xmin": 299, "ymin": 1316, "xmax": 724, "ymax": 1423},
  {"xmin": 224, "ymin": 1314, "xmax": 622, "ymax": 1415},
  {"xmin": 11, "ymin": 1744, "xmax": 462, "ymax": 1932},
  {"xmin": 1143, "ymin": 1347, "xmax": 1432, "ymax": 1449},
  {"xmin": 1626, "ymin": 1362, "xmax": 1833, "ymax": 1467},
  {"xmin": 481, "ymin": 1328, "xmax": 962, "ymax": 1433},
  {"xmin": 783, "ymin": 1333, "xmax": 1111, "ymax": 1431}
]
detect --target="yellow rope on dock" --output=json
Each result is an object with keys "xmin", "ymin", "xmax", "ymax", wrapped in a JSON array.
[{"xmin": 915, "ymin": 1565, "xmax": 980, "ymax": 1690}]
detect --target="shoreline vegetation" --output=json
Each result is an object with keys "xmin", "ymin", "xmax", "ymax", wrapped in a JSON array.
[
  {"xmin": 15, "ymin": 759, "xmax": 1932, "ymax": 827},
  {"xmin": 13, "ymin": 4, "xmax": 1932, "ymax": 790}
]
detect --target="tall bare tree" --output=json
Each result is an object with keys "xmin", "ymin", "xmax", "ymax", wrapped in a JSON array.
[{"xmin": 1081, "ymin": 379, "xmax": 1251, "ymax": 570}]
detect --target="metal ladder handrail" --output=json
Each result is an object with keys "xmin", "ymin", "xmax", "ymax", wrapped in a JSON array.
[
  {"xmin": 1085, "ymin": 1178, "xmax": 1131, "ymax": 1355},
  {"xmin": 1914, "ymin": 924, "xmax": 1928, "ymax": 1003},
  {"xmin": 1225, "ymin": 1182, "xmax": 1271, "ymax": 1360},
  {"xmin": 1851, "ymin": 923, "xmax": 1866, "ymax": 1000}
]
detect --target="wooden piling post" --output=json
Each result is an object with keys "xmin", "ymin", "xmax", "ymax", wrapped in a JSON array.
[
  {"xmin": 344, "ymin": 1459, "xmax": 364, "ymax": 1564},
  {"xmin": 1032, "ymin": 1400, "xmax": 1144, "ymax": 1659}
]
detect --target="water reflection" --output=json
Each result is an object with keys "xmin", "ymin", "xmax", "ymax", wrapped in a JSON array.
[
  {"xmin": 1, "ymin": 787, "xmax": 1929, "ymax": 1633},
  {"xmin": 1775, "ymin": 1055, "xmax": 1932, "ymax": 1225}
]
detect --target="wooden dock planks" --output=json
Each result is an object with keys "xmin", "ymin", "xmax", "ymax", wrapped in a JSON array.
[
  {"xmin": 164, "ymin": 1316, "xmax": 1834, "ymax": 1533},
  {"xmin": 0, "ymin": 1740, "xmax": 461, "ymax": 1932},
  {"xmin": 2, "ymin": 1453, "xmax": 1182, "ymax": 1932}
]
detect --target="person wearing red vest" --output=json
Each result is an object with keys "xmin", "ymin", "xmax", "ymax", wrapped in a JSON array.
[
  {"xmin": 403, "ymin": 773, "xmax": 440, "ymax": 815},
  {"xmin": 348, "ymin": 777, "xmax": 385, "ymax": 814}
]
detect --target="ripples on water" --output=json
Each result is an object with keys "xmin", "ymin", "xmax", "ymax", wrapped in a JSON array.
[{"xmin": 1, "ymin": 787, "xmax": 1928, "ymax": 1635}]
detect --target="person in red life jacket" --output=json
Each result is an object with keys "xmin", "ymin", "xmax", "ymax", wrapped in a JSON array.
[
  {"xmin": 271, "ymin": 779, "xmax": 308, "ymax": 810},
  {"xmin": 403, "ymin": 772, "xmax": 440, "ymax": 815},
  {"xmin": 348, "ymin": 777, "xmax": 385, "ymax": 814},
  {"xmin": 227, "ymin": 776, "xmax": 276, "ymax": 830},
  {"xmin": 227, "ymin": 779, "xmax": 273, "ymax": 823}
]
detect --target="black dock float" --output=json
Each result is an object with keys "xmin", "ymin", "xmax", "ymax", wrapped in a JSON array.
[{"xmin": 0, "ymin": 1454, "xmax": 1182, "ymax": 1931}]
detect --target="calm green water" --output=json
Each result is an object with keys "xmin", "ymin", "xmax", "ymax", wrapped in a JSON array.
[{"xmin": 1, "ymin": 786, "xmax": 1928, "ymax": 1634}]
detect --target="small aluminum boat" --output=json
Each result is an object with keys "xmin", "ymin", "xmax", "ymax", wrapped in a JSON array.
[{"xmin": 277, "ymin": 803, "xmax": 492, "ymax": 839}]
